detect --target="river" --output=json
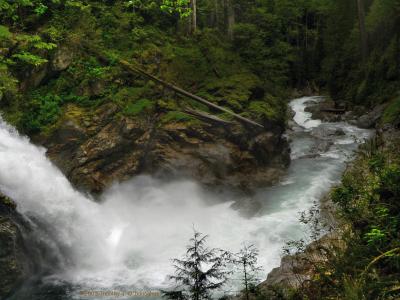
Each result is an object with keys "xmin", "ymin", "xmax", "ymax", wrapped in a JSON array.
[{"xmin": 0, "ymin": 96, "xmax": 372, "ymax": 299}]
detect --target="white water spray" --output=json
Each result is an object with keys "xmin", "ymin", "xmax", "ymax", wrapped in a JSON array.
[{"xmin": 0, "ymin": 97, "xmax": 372, "ymax": 296}]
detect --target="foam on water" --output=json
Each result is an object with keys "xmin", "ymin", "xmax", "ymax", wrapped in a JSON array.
[{"xmin": 290, "ymin": 96, "xmax": 323, "ymax": 129}]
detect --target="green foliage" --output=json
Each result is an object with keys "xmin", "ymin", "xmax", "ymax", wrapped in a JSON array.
[
  {"xmin": 11, "ymin": 51, "xmax": 48, "ymax": 66},
  {"xmin": 0, "ymin": 25, "xmax": 11, "ymax": 39},
  {"xmin": 160, "ymin": 0, "xmax": 191, "ymax": 18},
  {"xmin": 364, "ymin": 227, "xmax": 386, "ymax": 246},
  {"xmin": 322, "ymin": 0, "xmax": 400, "ymax": 106},
  {"xmin": 247, "ymin": 98, "xmax": 283, "ymax": 122},
  {"xmin": 297, "ymin": 137, "xmax": 400, "ymax": 299},
  {"xmin": 163, "ymin": 230, "xmax": 230, "ymax": 300},
  {"xmin": 382, "ymin": 96, "xmax": 400, "ymax": 124},
  {"xmin": 0, "ymin": 0, "xmax": 294, "ymax": 133},
  {"xmin": 21, "ymin": 93, "xmax": 63, "ymax": 133},
  {"xmin": 0, "ymin": 64, "xmax": 18, "ymax": 100},
  {"xmin": 33, "ymin": 2, "xmax": 48, "ymax": 15}
]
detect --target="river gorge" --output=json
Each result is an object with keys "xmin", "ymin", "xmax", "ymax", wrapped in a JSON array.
[{"xmin": 0, "ymin": 96, "xmax": 372, "ymax": 299}]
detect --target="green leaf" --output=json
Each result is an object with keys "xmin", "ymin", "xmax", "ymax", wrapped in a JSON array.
[
  {"xmin": 12, "ymin": 51, "xmax": 48, "ymax": 66},
  {"xmin": 0, "ymin": 25, "xmax": 11, "ymax": 40}
]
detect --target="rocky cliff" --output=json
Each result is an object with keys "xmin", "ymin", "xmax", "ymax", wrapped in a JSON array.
[{"xmin": 37, "ymin": 102, "xmax": 290, "ymax": 194}]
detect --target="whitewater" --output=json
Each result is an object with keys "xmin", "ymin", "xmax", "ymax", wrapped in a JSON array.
[{"xmin": 0, "ymin": 97, "xmax": 372, "ymax": 299}]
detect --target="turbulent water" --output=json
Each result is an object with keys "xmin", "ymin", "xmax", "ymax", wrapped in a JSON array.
[{"xmin": 0, "ymin": 97, "xmax": 372, "ymax": 299}]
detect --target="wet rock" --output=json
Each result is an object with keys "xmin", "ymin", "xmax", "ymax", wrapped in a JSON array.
[
  {"xmin": 304, "ymin": 98, "xmax": 341, "ymax": 122},
  {"xmin": 311, "ymin": 126, "xmax": 346, "ymax": 139},
  {"xmin": 0, "ymin": 195, "xmax": 31, "ymax": 300},
  {"xmin": 20, "ymin": 64, "xmax": 50, "ymax": 91},
  {"xmin": 41, "ymin": 103, "xmax": 290, "ymax": 194},
  {"xmin": 356, "ymin": 104, "xmax": 387, "ymax": 129},
  {"xmin": 260, "ymin": 231, "xmax": 345, "ymax": 294},
  {"xmin": 311, "ymin": 140, "xmax": 333, "ymax": 153}
]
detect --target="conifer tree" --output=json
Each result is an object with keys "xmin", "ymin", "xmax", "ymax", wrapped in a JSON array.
[
  {"xmin": 231, "ymin": 244, "xmax": 263, "ymax": 300},
  {"xmin": 163, "ymin": 230, "xmax": 230, "ymax": 300}
]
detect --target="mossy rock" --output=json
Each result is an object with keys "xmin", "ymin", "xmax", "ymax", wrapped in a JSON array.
[{"xmin": 382, "ymin": 96, "xmax": 400, "ymax": 125}]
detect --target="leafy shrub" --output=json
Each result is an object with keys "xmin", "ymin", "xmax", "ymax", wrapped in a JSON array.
[
  {"xmin": 21, "ymin": 93, "xmax": 63, "ymax": 133},
  {"xmin": 298, "ymin": 138, "xmax": 400, "ymax": 299}
]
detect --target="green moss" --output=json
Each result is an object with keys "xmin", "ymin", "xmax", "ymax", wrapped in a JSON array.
[
  {"xmin": 122, "ymin": 98, "xmax": 154, "ymax": 116},
  {"xmin": 246, "ymin": 94, "xmax": 285, "ymax": 122},
  {"xmin": 160, "ymin": 111, "xmax": 194, "ymax": 123},
  {"xmin": 0, "ymin": 194, "xmax": 16, "ymax": 210},
  {"xmin": 382, "ymin": 96, "xmax": 400, "ymax": 124}
]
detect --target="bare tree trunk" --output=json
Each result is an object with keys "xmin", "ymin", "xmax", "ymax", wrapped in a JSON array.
[
  {"xmin": 191, "ymin": 0, "xmax": 197, "ymax": 34},
  {"xmin": 224, "ymin": 0, "xmax": 235, "ymax": 40},
  {"xmin": 357, "ymin": 0, "xmax": 368, "ymax": 62},
  {"xmin": 244, "ymin": 262, "xmax": 249, "ymax": 300},
  {"xmin": 214, "ymin": 0, "xmax": 219, "ymax": 29},
  {"xmin": 227, "ymin": 1, "xmax": 235, "ymax": 40},
  {"xmin": 305, "ymin": 9, "xmax": 308, "ymax": 50}
]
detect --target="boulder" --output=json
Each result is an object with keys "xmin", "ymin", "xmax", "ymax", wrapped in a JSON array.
[
  {"xmin": 356, "ymin": 104, "xmax": 387, "ymax": 129},
  {"xmin": 311, "ymin": 126, "xmax": 346, "ymax": 139},
  {"xmin": 310, "ymin": 140, "xmax": 333, "ymax": 154},
  {"xmin": 260, "ymin": 231, "xmax": 345, "ymax": 295},
  {"xmin": 51, "ymin": 46, "xmax": 74, "ymax": 72},
  {"xmin": 0, "ymin": 195, "xmax": 31, "ymax": 300}
]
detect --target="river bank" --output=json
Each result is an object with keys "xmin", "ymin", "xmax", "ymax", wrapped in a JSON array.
[{"xmin": 259, "ymin": 98, "xmax": 400, "ymax": 299}]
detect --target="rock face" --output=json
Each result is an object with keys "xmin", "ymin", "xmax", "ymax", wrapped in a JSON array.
[
  {"xmin": 353, "ymin": 104, "xmax": 387, "ymax": 129},
  {"xmin": 305, "ymin": 98, "xmax": 343, "ymax": 122},
  {"xmin": 0, "ymin": 195, "xmax": 31, "ymax": 300},
  {"xmin": 260, "ymin": 232, "xmax": 345, "ymax": 295},
  {"xmin": 39, "ymin": 103, "xmax": 290, "ymax": 193},
  {"xmin": 20, "ymin": 45, "xmax": 74, "ymax": 91}
]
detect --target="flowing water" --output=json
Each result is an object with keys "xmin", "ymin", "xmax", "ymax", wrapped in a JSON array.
[{"xmin": 0, "ymin": 97, "xmax": 372, "ymax": 299}]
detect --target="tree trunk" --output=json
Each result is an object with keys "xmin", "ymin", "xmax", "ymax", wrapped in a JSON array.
[
  {"xmin": 225, "ymin": 0, "xmax": 235, "ymax": 40},
  {"xmin": 356, "ymin": 0, "xmax": 368, "ymax": 62},
  {"xmin": 244, "ymin": 263, "xmax": 249, "ymax": 300},
  {"xmin": 214, "ymin": 0, "xmax": 219, "ymax": 29},
  {"xmin": 191, "ymin": 0, "xmax": 197, "ymax": 34}
]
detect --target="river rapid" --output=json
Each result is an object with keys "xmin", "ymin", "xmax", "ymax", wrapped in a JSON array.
[{"xmin": 0, "ymin": 97, "xmax": 372, "ymax": 299}]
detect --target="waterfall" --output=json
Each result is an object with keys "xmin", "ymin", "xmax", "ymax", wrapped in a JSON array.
[{"xmin": 0, "ymin": 97, "xmax": 372, "ymax": 298}]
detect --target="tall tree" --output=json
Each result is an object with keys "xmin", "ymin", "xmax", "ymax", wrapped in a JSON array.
[
  {"xmin": 223, "ymin": 0, "xmax": 235, "ymax": 39},
  {"xmin": 190, "ymin": 0, "xmax": 197, "ymax": 33},
  {"xmin": 163, "ymin": 230, "xmax": 230, "ymax": 300},
  {"xmin": 356, "ymin": 0, "xmax": 368, "ymax": 62}
]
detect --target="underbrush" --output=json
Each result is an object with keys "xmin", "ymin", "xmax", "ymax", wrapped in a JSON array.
[
  {"xmin": 0, "ymin": 2, "xmax": 287, "ymax": 135},
  {"xmin": 287, "ymin": 134, "xmax": 400, "ymax": 300}
]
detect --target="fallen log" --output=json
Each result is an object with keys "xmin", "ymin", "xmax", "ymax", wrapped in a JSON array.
[
  {"xmin": 320, "ymin": 108, "xmax": 346, "ymax": 114},
  {"xmin": 118, "ymin": 59, "xmax": 264, "ymax": 128},
  {"xmin": 182, "ymin": 108, "xmax": 234, "ymax": 126},
  {"xmin": 81, "ymin": 44, "xmax": 264, "ymax": 128}
]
